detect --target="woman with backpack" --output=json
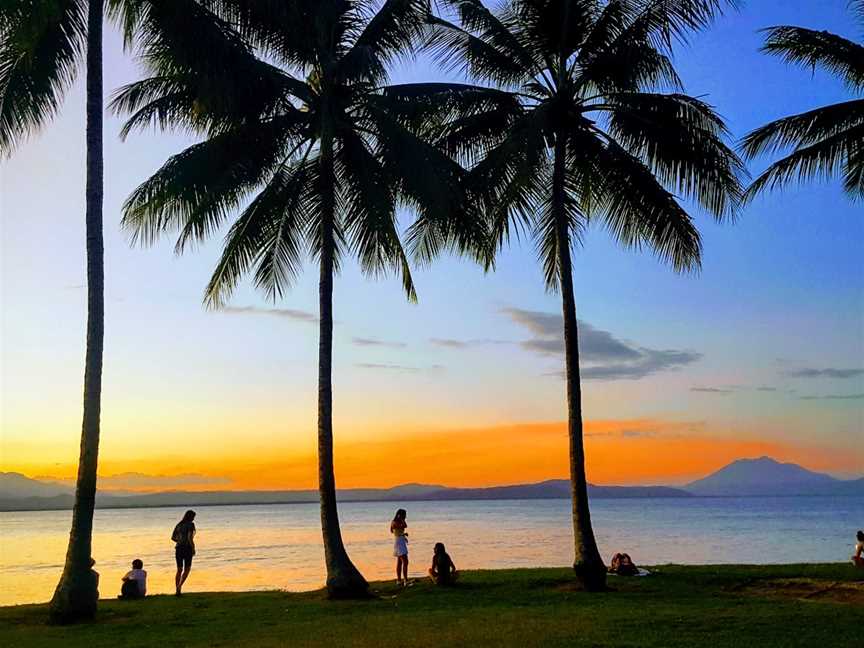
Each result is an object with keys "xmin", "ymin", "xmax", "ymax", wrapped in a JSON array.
[{"xmin": 172, "ymin": 510, "xmax": 196, "ymax": 596}]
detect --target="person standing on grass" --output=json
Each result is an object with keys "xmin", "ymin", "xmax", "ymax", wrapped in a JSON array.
[
  {"xmin": 853, "ymin": 530, "xmax": 864, "ymax": 568},
  {"xmin": 391, "ymin": 509, "xmax": 409, "ymax": 586},
  {"xmin": 172, "ymin": 510, "xmax": 196, "ymax": 596}
]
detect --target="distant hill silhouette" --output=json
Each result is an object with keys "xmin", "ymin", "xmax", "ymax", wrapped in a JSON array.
[
  {"xmin": 2, "ymin": 458, "xmax": 861, "ymax": 511},
  {"xmin": 685, "ymin": 456, "xmax": 864, "ymax": 496}
]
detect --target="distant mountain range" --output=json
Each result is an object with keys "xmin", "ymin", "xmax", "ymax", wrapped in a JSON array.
[{"xmin": 1, "ymin": 457, "xmax": 860, "ymax": 511}]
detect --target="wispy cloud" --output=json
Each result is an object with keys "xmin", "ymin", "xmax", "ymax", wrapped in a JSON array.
[
  {"xmin": 690, "ymin": 387, "xmax": 734, "ymax": 394},
  {"xmin": 503, "ymin": 307, "xmax": 701, "ymax": 381},
  {"xmin": 798, "ymin": 393, "xmax": 864, "ymax": 401},
  {"xmin": 429, "ymin": 337, "xmax": 510, "ymax": 349},
  {"xmin": 356, "ymin": 363, "xmax": 444, "ymax": 373},
  {"xmin": 352, "ymin": 337, "xmax": 407, "ymax": 349},
  {"xmin": 785, "ymin": 368, "xmax": 864, "ymax": 379},
  {"xmin": 756, "ymin": 386, "xmax": 778, "ymax": 392},
  {"xmin": 219, "ymin": 306, "xmax": 317, "ymax": 322}
]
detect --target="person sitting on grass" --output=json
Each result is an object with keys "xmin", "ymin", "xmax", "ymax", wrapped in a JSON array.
[
  {"xmin": 853, "ymin": 530, "xmax": 864, "ymax": 568},
  {"xmin": 608, "ymin": 553, "xmax": 639, "ymax": 576},
  {"xmin": 428, "ymin": 542, "xmax": 458, "ymax": 585},
  {"xmin": 119, "ymin": 559, "xmax": 147, "ymax": 599}
]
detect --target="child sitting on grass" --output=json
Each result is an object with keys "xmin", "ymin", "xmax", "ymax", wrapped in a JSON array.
[
  {"xmin": 428, "ymin": 543, "xmax": 458, "ymax": 585},
  {"xmin": 119, "ymin": 559, "xmax": 147, "ymax": 599}
]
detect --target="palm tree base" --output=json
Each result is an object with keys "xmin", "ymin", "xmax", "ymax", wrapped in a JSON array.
[
  {"xmin": 325, "ymin": 569, "xmax": 370, "ymax": 600},
  {"xmin": 48, "ymin": 567, "xmax": 99, "ymax": 624},
  {"xmin": 572, "ymin": 559, "xmax": 608, "ymax": 592}
]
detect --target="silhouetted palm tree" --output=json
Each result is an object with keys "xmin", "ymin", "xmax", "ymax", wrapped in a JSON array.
[
  {"xmin": 417, "ymin": 0, "xmax": 743, "ymax": 590},
  {"xmin": 1, "ymin": 0, "xmax": 106, "ymax": 622},
  {"xmin": 112, "ymin": 0, "xmax": 483, "ymax": 598},
  {"xmin": 743, "ymin": 1, "xmax": 864, "ymax": 200}
]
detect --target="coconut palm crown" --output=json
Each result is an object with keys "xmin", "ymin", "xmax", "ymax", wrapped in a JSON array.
[
  {"xmin": 111, "ymin": 0, "xmax": 485, "ymax": 597},
  {"xmin": 743, "ymin": 0, "xmax": 864, "ymax": 200},
  {"xmin": 407, "ymin": 0, "xmax": 745, "ymax": 589}
]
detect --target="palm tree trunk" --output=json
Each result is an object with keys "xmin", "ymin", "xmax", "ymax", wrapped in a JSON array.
[
  {"xmin": 317, "ymin": 126, "xmax": 369, "ymax": 599},
  {"xmin": 551, "ymin": 131, "xmax": 606, "ymax": 591},
  {"xmin": 49, "ymin": 0, "xmax": 104, "ymax": 623}
]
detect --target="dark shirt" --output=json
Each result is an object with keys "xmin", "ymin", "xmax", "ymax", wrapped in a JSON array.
[
  {"xmin": 432, "ymin": 552, "xmax": 454, "ymax": 583},
  {"xmin": 173, "ymin": 521, "xmax": 196, "ymax": 550}
]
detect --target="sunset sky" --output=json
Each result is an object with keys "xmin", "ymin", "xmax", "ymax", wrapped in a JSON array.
[{"xmin": 1, "ymin": 1, "xmax": 862, "ymax": 491}]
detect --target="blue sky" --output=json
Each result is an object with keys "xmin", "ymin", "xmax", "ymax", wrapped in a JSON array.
[{"xmin": 1, "ymin": 0, "xmax": 862, "ymax": 486}]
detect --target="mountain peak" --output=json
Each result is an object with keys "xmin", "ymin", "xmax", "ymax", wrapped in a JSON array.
[{"xmin": 686, "ymin": 456, "xmax": 839, "ymax": 496}]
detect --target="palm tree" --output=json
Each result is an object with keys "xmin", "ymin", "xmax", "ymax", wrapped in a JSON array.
[
  {"xmin": 1, "ymin": 0, "xmax": 106, "ymax": 622},
  {"xmin": 416, "ymin": 0, "xmax": 743, "ymax": 590},
  {"xmin": 111, "ymin": 0, "xmax": 483, "ymax": 598},
  {"xmin": 742, "ymin": 1, "xmax": 864, "ymax": 200}
]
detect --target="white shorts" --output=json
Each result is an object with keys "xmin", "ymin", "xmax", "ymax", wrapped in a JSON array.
[{"xmin": 393, "ymin": 536, "xmax": 408, "ymax": 557}]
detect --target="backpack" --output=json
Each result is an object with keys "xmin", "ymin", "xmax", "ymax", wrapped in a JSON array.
[
  {"xmin": 171, "ymin": 523, "xmax": 183, "ymax": 543},
  {"xmin": 609, "ymin": 552, "xmax": 638, "ymax": 576}
]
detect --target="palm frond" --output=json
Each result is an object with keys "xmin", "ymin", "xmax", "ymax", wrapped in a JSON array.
[
  {"xmin": 436, "ymin": 0, "xmax": 540, "ymax": 73},
  {"xmin": 0, "ymin": 0, "xmax": 86, "ymax": 155},
  {"xmin": 338, "ymin": 0, "xmax": 429, "ymax": 84},
  {"xmin": 205, "ymin": 151, "xmax": 315, "ymax": 307},
  {"xmin": 425, "ymin": 15, "xmax": 532, "ymax": 87},
  {"xmin": 599, "ymin": 92, "xmax": 745, "ymax": 219},
  {"xmin": 572, "ymin": 134, "xmax": 703, "ymax": 273},
  {"xmin": 533, "ymin": 166, "xmax": 583, "ymax": 291},
  {"xmin": 377, "ymin": 82, "xmax": 523, "ymax": 164},
  {"xmin": 367, "ymin": 101, "xmax": 490, "ymax": 266},
  {"xmin": 337, "ymin": 127, "xmax": 416, "ymax": 300},
  {"xmin": 122, "ymin": 116, "xmax": 301, "ymax": 250},
  {"xmin": 761, "ymin": 25, "xmax": 864, "ymax": 90},
  {"xmin": 741, "ymin": 99, "xmax": 864, "ymax": 157},
  {"xmin": 744, "ymin": 123, "xmax": 864, "ymax": 201},
  {"xmin": 115, "ymin": 0, "xmax": 308, "ymax": 136}
]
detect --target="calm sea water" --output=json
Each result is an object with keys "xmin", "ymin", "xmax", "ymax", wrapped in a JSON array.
[{"xmin": 1, "ymin": 496, "xmax": 862, "ymax": 606}]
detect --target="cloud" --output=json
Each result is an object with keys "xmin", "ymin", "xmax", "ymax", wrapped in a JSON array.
[
  {"xmin": 690, "ymin": 387, "xmax": 734, "ymax": 394},
  {"xmin": 219, "ymin": 306, "xmax": 317, "ymax": 322},
  {"xmin": 429, "ymin": 338, "xmax": 511, "ymax": 349},
  {"xmin": 503, "ymin": 307, "xmax": 700, "ymax": 380},
  {"xmin": 352, "ymin": 337, "xmax": 406, "ymax": 349},
  {"xmin": 356, "ymin": 363, "xmax": 444, "ymax": 373},
  {"xmin": 785, "ymin": 368, "xmax": 864, "ymax": 379},
  {"xmin": 756, "ymin": 386, "xmax": 777, "ymax": 392},
  {"xmin": 798, "ymin": 393, "xmax": 864, "ymax": 401}
]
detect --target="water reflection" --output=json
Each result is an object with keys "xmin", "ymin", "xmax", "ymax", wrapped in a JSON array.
[{"xmin": 1, "ymin": 496, "xmax": 861, "ymax": 606}]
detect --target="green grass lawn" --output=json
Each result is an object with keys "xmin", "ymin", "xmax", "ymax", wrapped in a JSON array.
[{"xmin": 2, "ymin": 565, "xmax": 862, "ymax": 647}]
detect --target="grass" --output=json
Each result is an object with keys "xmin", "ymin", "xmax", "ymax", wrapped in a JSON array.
[{"xmin": 1, "ymin": 564, "xmax": 862, "ymax": 647}]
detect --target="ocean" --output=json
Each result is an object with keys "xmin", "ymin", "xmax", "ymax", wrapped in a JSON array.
[{"xmin": 1, "ymin": 495, "xmax": 862, "ymax": 606}]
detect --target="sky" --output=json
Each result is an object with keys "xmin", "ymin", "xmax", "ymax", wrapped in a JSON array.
[{"xmin": 1, "ymin": 1, "xmax": 862, "ymax": 491}]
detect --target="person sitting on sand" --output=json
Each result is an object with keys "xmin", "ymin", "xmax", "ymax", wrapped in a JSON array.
[
  {"xmin": 172, "ymin": 510, "xmax": 196, "ymax": 596},
  {"xmin": 428, "ymin": 542, "xmax": 458, "ymax": 585},
  {"xmin": 119, "ymin": 559, "xmax": 147, "ymax": 599},
  {"xmin": 391, "ymin": 508, "xmax": 409, "ymax": 586},
  {"xmin": 853, "ymin": 530, "xmax": 864, "ymax": 568}
]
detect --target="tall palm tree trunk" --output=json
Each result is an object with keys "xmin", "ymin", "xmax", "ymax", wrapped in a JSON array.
[
  {"xmin": 316, "ymin": 127, "xmax": 369, "ymax": 599},
  {"xmin": 49, "ymin": 0, "xmax": 105, "ymax": 623},
  {"xmin": 552, "ymin": 132, "xmax": 606, "ymax": 591}
]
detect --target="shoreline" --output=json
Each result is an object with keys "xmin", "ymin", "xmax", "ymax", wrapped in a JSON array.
[{"xmin": 4, "ymin": 492, "xmax": 863, "ymax": 514}]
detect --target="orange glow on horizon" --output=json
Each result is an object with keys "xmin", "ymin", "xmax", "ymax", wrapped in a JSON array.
[{"xmin": 5, "ymin": 419, "xmax": 861, "ymax": 492}]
